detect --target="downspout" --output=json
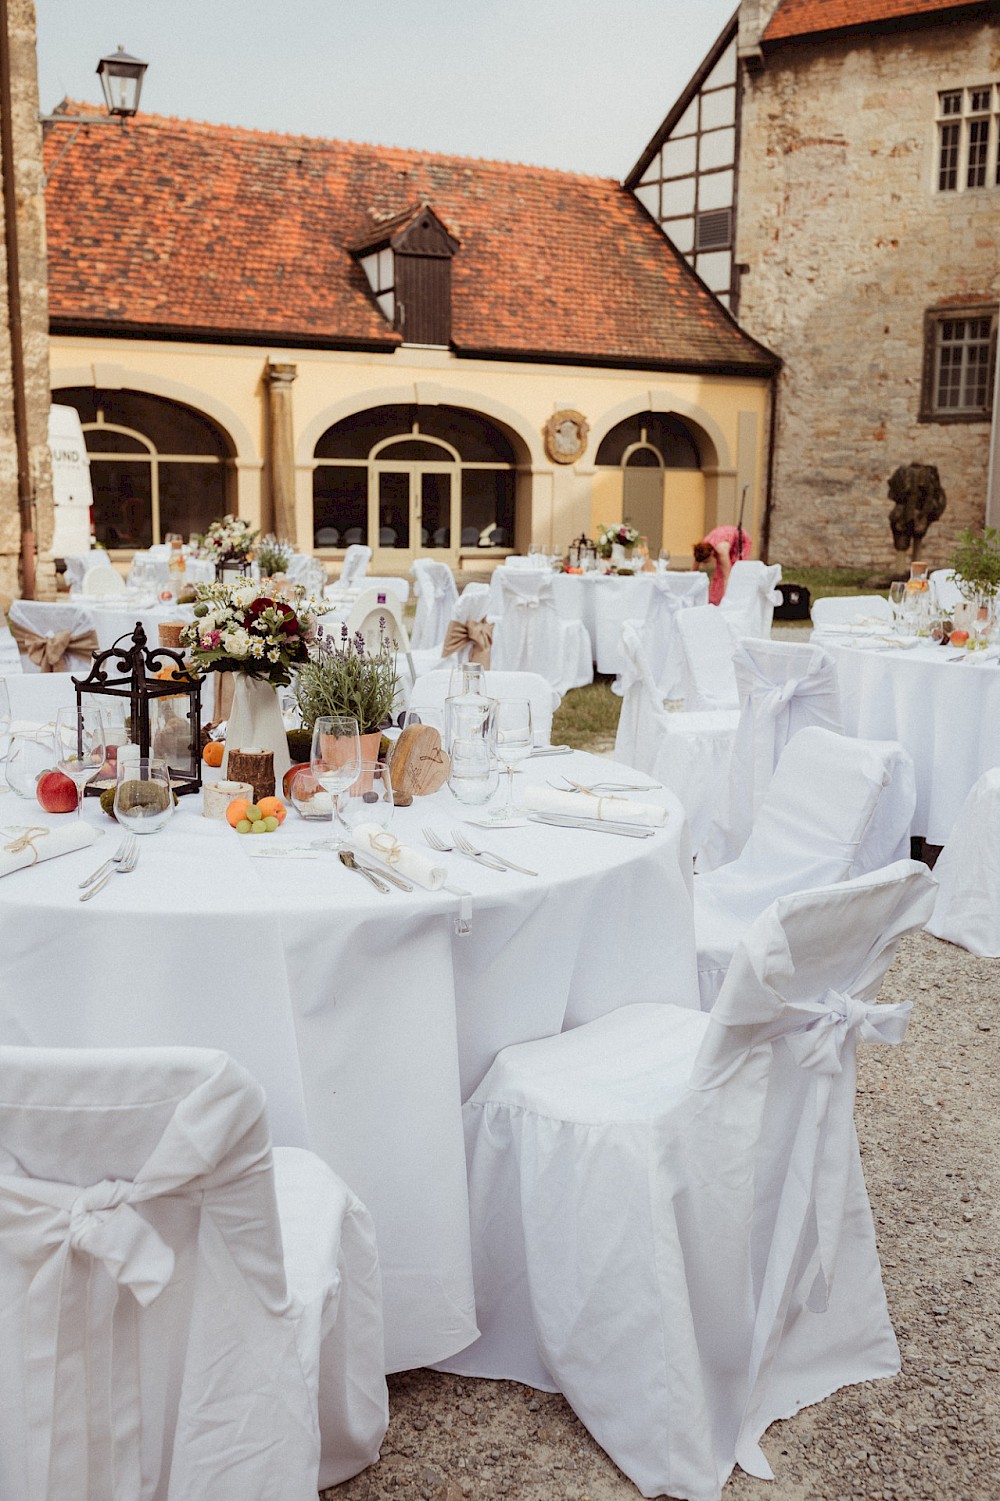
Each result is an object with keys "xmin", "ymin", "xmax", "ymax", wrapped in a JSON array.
[
  {"xmin": 759, "ymin": 367, "xmax": 778, "ymax": 563},
  {"xmin": 0, "ymin": 0, "xmax": 36, "ymax": 598}
]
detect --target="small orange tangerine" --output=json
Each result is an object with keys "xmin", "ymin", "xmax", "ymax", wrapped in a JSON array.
[
  {"xmin": 225, "ymin": 797, "xmax": 251, "ymax": 828},
  {"xmin": 257, "ymin": 796, "xmax": 287, "ymax": 823},
  {"xmin": 203, "ymin": 741, "xmax": 225, "ymax": 768}
]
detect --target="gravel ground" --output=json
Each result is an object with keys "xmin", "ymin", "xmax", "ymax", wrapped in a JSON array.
[{"xmin": 325, "ymin": 929, "xmax": 999, "ymax": 1501}]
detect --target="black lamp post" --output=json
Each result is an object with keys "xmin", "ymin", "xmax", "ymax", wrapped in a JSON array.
[{"xmin": 95, "ymin": 46, "xmax": 148, "ymax": 119}]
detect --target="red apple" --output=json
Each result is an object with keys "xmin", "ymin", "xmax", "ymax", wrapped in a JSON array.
[
  {"xmin": 36, "ymin": 769, "xmax": 79, "ymax": 814},
  {"xmin": 949, "ymin": 629, "xmax": 970, "ymax": 647}
]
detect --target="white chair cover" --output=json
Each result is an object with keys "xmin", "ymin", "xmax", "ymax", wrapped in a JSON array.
[
  {"xmin": 694, "ymin": 727, "xmax": 917, "ymax": 1008},
  {"xmin": 0, "ymin": 626, "xmax": 23, "ymax": 677},
  {"xmin": 338, "ymin": 544, "xmax": 372, "ymax": 589},
  {"xmin": 8, "ymin": 601, "xmax": 98, "ymax": 675},
  {"xmin": 614, "ymin": 623, "xmax": 737, "ymax": 851},
  {"xmin": 440, "ymin": 583, "xmax": 492, "ymax": 666},
  {"xmin": 810, "ymin": 594, "xmax": 892, "ymax": 628},
  {"xmin": 612, "ymin": 573, "xmax": 706, "ymax": 698},
  {"xmin": 490, "ymin": 571, "xmax": 593, "ymax": 697},
  {"xmin": 0, "ymin": 1045, "xmax": 388, "ymax": 1501},
  {"xmin": 410, "ymin": 559, "xmax": 459, "ymax": 650},
  {"xmin": 718, "ymin": 560, "xmax": 783, "ymax": 638},
  {"xmin": 285, "ymin": 554, "xmax": 327, "ymax": 593},
  {"xmin": 441, "ymin": 862, "xmax": 935, "ymax": 1500},
  {"xmin": 81, "ymin": 567, "xmax": 126, "ymax": 599},
  {"xmin": 697, "ymin": 637, "xmax": 842, "ymax": 871},
  {"xmin": 928, "ymin": 570, "xmax": 965, "ymax": 612},
  {"xmin": 61, "ymin": 551, "xmax": 112, "ymax": 591},
  {"xmin": 406, "ymin": 667, "xmax": 558, "ymax": 746},
  {"xmin": 925, "ymin": 767, "xmax": 1000, "ymax": 957},
  {"xmin": 674, "ymin": 605, "xmax": 740, "ymax": 709}
]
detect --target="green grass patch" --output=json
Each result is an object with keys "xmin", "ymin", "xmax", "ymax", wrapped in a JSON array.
[{"xmin": 553, "ymin": 678, "xmax": 622, "ymax": 754}]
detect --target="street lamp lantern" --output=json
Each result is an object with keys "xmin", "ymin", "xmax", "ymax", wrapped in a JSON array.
[{"xmin": 96, "ymin": 46, "xmax": 148, "ymax": 119}]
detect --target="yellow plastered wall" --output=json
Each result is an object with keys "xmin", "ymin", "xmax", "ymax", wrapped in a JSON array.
[
  {"xmin": 590, "ymin": 470, "xmax": 623, "ymax": 535},
  {"xmin": 662, "ymin": 470, "xmax": 705, "ymax": 563}
]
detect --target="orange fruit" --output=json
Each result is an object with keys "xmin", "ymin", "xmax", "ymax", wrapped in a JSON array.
[
  {"xmin": 257, "ymin": 795, "xmax": 287, "ymax": 823},
  {"xmin": 225, "ymin": 797, "xmax": 251, "ymax": 828},
  {"xmin": 203, "ymin": 741, "xmax": 225, "ymax": 767}
]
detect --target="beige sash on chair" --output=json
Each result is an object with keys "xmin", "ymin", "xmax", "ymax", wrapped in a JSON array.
[
  {"xmin": 441, "ymin": 618, "xmax": 493, "ymax": 667},
  {"xmin": 9, "ymin": 622, "xmax": 100, "ymax": 673}
]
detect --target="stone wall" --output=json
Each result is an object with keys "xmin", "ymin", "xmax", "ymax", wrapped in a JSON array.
[
  {"xmin": 736, "ymin": 16, "xmax": 1000, "ymax": 570},
  {"xmin": 0, "ymin": 0, "xmax": 54, "ymax": 602}
]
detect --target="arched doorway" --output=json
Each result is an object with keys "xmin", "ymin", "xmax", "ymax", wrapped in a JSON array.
[
  {"xmin": 312, "ymin": 404, "xmax": 519, "ymax": 569},
  {"xmin": 596, "ymin": 412, "xmax": 703, "ymax": 556},
  {"xmin": 53, "ymin": 388, "xmax": 234, "ymax": 551}
]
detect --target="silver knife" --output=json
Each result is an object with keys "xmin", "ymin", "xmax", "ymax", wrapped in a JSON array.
[{"xmin": 528, "ymin": 813, "xmax": 654, "ymax": 838}]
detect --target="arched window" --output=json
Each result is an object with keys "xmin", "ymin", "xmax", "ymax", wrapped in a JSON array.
[
  {"xmin": 53, "ymin": 388, "xmax": 233, "ymax": 550},
  {"xmin": 312, "ymin": 404, "xmax": 518, "ymax": 558},
  {"xmin": 596, "ymin": 412, "xmax": 703, "ymax": 553}
]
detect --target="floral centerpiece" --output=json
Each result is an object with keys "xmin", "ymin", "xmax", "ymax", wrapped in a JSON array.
[
  {"xmin": 198, "ymin": 515, "xmax": 259, "ymax": 574},
  {"xmin": 256, "ymin": 534, "xmax": 294, "ymax": 578},
  {"xmin": 294, "ymin": 623, "xmax": 399, "ymax": 757},
  {"xmin": 596, "ymin": 522, "xmax": 640, "ymax": 560},
  {"xmin": 181, "ymin": 580, "xmax": 320, "ymax": 783}
]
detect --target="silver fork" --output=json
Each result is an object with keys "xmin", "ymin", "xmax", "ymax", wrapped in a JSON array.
[
  {"xmin": 78, "ymin": 833, "xmax": 137, "ymax": 891},
  {"xmin": 451, "ymin": 828, "xmax": 538, "ymax": 877},
  {"xmin": 79, "ymin": 837, "xmax": 139, "ymax": 901},
  {"xmin": 422, "ymin": 828, "xmax": 508, "ymax": 872}
]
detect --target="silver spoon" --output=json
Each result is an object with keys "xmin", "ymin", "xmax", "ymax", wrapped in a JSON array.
[{"xmin": 338, "ymin": 848, "xmax": 390, "ymax": 893}]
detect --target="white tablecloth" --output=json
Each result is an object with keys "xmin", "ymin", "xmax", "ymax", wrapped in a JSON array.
[
  {"xmin": 488, "ymin": 571, "xmax": 708, "ymax": 674},
  {"xmin": 826, "ymin": 638, "xmax": 1000, "ymax": 844},
  {"xmin": 0, "ymin": 751, "xmax": 698, "ymax": 1372}
]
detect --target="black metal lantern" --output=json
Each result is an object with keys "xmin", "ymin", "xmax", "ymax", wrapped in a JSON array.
[
  {"xmin": 215, "ymin": 555, "xmax": 253, "ymax": 582},
  {"xmin": 96, "ymin": 46, "xmax": 148, "ymax": 118},
  {"xmin": 73, "ymin": 623, "xmax": 203, "ymax": 796}
]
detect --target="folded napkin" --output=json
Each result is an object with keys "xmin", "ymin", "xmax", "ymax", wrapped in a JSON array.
[
  {"xmin": 0, "ymin": 821, "xmax": 99, "ymax": 878},
  {"xmin": 522, "ymin": 786, "xmax": 667, "ymax": 827},
  {"xmin": 346, "ymin": 821, "xmax": 446, "ymax": 890}
]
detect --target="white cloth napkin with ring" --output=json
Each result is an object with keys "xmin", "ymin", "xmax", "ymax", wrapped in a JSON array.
[
  {"xmin": 522, "ymin": 787, "xmax": 667, "ymax": 828},
  {"xmin": 347, "ymin": 822, "xmax": 447, "ymax": 890},
  {"xmin": 0, "ymin": 823, "xmax": 99, "ymax": 878}
]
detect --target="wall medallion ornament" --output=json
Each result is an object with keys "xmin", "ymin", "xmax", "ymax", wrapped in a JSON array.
[{"xmin": 543, "ymin": 410, "xmax": 589, "ymax": 465}]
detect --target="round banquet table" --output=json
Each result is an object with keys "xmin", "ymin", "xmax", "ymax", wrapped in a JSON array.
[
  {"xmin": 486, "ymin": 570, "xmax": 708, "ymax": 675},
  {"xmin": 0, "ymin": 750, "xmax": 698, "ymax": 1373},
  {"xmin": 825, "ymin": 637, "xmax": 1000, "ymax": 845}
]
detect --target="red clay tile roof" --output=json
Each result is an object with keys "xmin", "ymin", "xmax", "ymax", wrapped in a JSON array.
[
  {"xmin": 43, "ymin": 107, "xmax": 775, "ymax": 372},
  {"xmin": 763, "ymin": 0, "xmax": 984, "ymax": 42}
]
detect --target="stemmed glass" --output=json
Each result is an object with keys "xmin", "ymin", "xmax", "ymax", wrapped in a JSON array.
[
  {"xmin": 482, "ymin": 699, "xmax": 533, "ymax": 826},
  {"xmin": 53, "ymin": 706, "xmax": 106, "ymax": 816},
  {"xmin": 970, "ymin": 593, "xmax": 995, "ymax": 651},
  {"xmin": 0, "ymin": 680, "xmax": 10, "ymax": 788},
  {"xmin": 888, "ymin": 581, "xmax": 907, "ymax": 633},
  {"xmin": 310, "ymin": 716, "xmax": 361, "ymax": 827}
]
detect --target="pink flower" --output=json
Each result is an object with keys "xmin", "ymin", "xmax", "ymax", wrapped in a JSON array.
[{"xmin": 202, "ymin": 630, "xmax": 222, "ymax": 648}]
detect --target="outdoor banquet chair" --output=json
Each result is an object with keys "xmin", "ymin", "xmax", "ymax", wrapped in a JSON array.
[
  {"xmin": 81, "ymin": 564, "xmax": 127, "ymax": 599},
  {"xmin": 439, "ymin": 582, "xmax": 492, "ymax": 667},
  {"xmin": 612, "ymin": 571, "xmax": 707, "ymax": 699},
  {"xmin": 490, "ymin": 570, "xmax": 592, "ymax": 697},
  {"xmin": 335, "ymin": 543, "xmax": 371, "ymax": 588},
  {"xmin": 7, "ymin": 599, "xmax": 99, "ymax": 675},
  {"xmin": 61, "ymin": 549, "xmax": 113, "ymax": 592},
  {"xmin": 674, "ymin": 604, "xmax": 740, "ymax": 710},
  {"xmin": 694, "ymin": 727, "xmax": 916, "ymax": 1009},
  {"xmin": 0, "ymin": 1045, "xmax": 388, "ymax": 1500},
  {"xmin": 410, "ymin": 558, "xmax": 459, "ymax": 650},
  {"xmin": 440, "ymin": 861, "xmax": 936, "ymax": 1501},
  {"xmin": 810, "ymin": 594, "xmax": 892, "ymax": 629},
  {"xmin": 718, "ymin": 560, "xmax": 783, "ymax": 639},
  {"xmin": 925, "ymin": 767, "xmax": 1000, "ymax": 958},
  {"xmin": 696, "ymin": 636, "xmax": 842, "ymax": 872},
  {"xmin": 406, "ymin": 667, "xmax": 558, "ymax": 746},
  {"xmin": 614, "ymin": 622, "xmax": 737, "ymax": 853}
]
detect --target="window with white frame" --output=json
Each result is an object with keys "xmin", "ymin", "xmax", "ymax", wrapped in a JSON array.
[
  {"xmin": 921, "ymin": 307, "xmax": 997, "ymax": 422},
  {"xmin": 936, "ymin": 86, "xmax": 999, "ymax": 192}
]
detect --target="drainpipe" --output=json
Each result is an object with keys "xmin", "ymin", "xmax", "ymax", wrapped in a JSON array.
[
  {"xmin": 759, "ymin": 369, "xmax": 779, "ymax": 563},
  {"xmin": 0, "ymin": 0, "xmax": 36, "ymax": 598}
]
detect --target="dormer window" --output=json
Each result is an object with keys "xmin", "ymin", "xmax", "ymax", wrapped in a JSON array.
[{"xmin": 351, "ymin": 204, "xmax": 459, "ymax": 346}]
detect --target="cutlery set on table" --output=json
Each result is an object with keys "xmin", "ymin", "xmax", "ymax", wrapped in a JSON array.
[{"xmin": 78, "ymin": 834, "xmax": 139, "ymax": 901}]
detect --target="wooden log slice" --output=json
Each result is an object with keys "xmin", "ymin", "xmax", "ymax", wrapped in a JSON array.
[
  {"xmin": 388, "ymin": 724, "xmax": 450, "ymax": 797},
  {"xmin": 226, "ymin": 749, "xmax": 275, "ymax": 803}
]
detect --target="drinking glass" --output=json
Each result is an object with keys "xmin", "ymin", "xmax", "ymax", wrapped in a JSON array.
[
  {"xmin": 399, "ymin": 704, "xmax": 446, "ymax": 738},
  {"xmin": 340, "ymin": 763, "xmax": 394, "ymax": 832},
  {"xmin": 482, "ymin": 699, "xmax": 533, "ymax": 825},
  {"xmin": 288, "ymin": 768, "xmax": 334, "ymax": 820},
  {"xmin": 310, "ymin": 715, "xmax": 361, "ymax": 825},
  {"xmin": 6, "ymin": 730, "xmax": 53, "ymax": 799},
  {"xmin": 888, "ymin": 580, "xmax": 907, "ymax": 631},
  {"xmin": 53, "ymin": 706, "xmax": 106, "ymax": 816},
  {"xmin": 657, "ymin": 549, "xmax": 671, "ymax": 573},
  {"xmin": 970, "ymin": 594, "xmax": 995, "ymax": 651},
  {"xmin": 113, "ymin": 756, "xmax": 173, "ymax": 835},
  {"xmin": 448, "ymin": 737, "xmax": 498, "ymax": 805}
]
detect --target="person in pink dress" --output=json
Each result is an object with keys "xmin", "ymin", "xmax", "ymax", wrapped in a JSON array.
[{"xmin": 692, "ymin": 525, "xmax": 753, "ymax": 605}]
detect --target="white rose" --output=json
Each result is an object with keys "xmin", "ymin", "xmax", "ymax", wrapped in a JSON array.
[{"xmin": 222, "ymin": 628, "xmax": 250, "ymax": 657}]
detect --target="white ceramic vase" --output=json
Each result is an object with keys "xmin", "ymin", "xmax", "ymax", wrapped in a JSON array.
[{"xmin": 221, "ymin": 674, "xmax": 291, "ymax": 787}]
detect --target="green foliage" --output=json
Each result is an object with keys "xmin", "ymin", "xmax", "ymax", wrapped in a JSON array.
[
  {"xmin": 948, "ymin": 527, "xmax": 1000, "ymax": 601},
  {"xmin": 294, "ymin": 625, "xmax": 399, "ymax": 734},
  {"xmin": 256, "ymin": 535, "xmax": 294, "ymax": 576}
]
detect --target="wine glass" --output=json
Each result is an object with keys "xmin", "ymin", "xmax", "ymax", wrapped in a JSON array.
[
  {"xmin": 340, "ymin": 763, "xmax": 394, "ymax": 832},
  {"xmin": 888, "ymin": 581, "xmax": 907, "ymax": 633},
  {"xmin": 310, "ymin": 716, "xmax": 361, "ymax": 827},
  {"xmin": 0, "ymin": 679, "xmax": 10, "ymax": 788},
  {"xmin": 970, "ymin": 593, "xmax": 995, "ymax": 651},
  {"xmin": 53, "ymin": 706, "xmax": 106, "ymax": 816},
  {"xmin": 113, "ymin": 756, "xmax": 174, "ymax": 835},
  {"xmin": 482, "ymin": 699, "xmax": 533, "ymax": 825},
  {"xmin": 657, "ymin": 549, "xmax": 671, "ymax": 574}
]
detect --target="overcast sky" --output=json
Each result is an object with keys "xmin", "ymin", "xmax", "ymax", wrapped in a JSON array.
[{"xmin": 34, "ymin": 0, "xmax": 736, "ymax": 180}]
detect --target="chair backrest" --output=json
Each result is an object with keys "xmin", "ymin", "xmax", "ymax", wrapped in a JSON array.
[
  {"xmin": 410, "ymin": 559, "xmax": 459, "ymax": 650},
  {"xmin": 925, "ymin": 766, "xmax": 1000, "ymax": 957},
  {"xmin": 810, "ymin": 594, "xmax": 892, "ymax": 628},
  {"xmin": 634, "ymin": 573, "xmax": 708, "ymax": 694},
  {"xmin": 8, "ymin": 600, "xmax": 98, "ymax": 675},
  {"xmin": 339, "ymin": 544, "xmax": 371, "ymax": 586},
  {"xmin": 489, "ymin": 570, "xmax": 562, "ymax": 678},
  {"xmin": 316, "ymin": 526, "xmax": 340, "ymax": 547},
  {"xmin": 344, "ymin": 586, "xmax": 411, "ymax": 657},
  {"xmin": 407, "ymin": 666, "xmax": 557, "ymax": 745},
  {"xmin": 439, "ymin": 583, "xmax": 493, "ymax": 666},
  {"xmin": 0, "ymin": 625, "xmax": 23, "ymax": 677},
  {"xmin": 698, "ymin": 637, "xmax": 842, "ymax": 870},
  {"xmin": 718, "ymin": 560, "xmax": 783, "ymax": 638},
  {"xmin": 674, "ymin": 605, "xmax": 739, "ymax": 709},
  {"xmin": 81, "ymin": 565, "xmax": 126, "ymax": 599},
  {"xmin": 928, "ymin": 570, "xmax": 965, "ymax": 612},
  {"xmin": 62, "ymin": 550, "xmax": 113, "ymax": 590},
  {"xmin": 613, "ymin": 622, "xmax": 671, "ymax": 769},
  {"xmin": 0, "ymin": 1045, "xmax": 319, "ymax": 1500},
  {"xmin": 698, "ymin": 727, "xmax": 916, "ymax": 923}
]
